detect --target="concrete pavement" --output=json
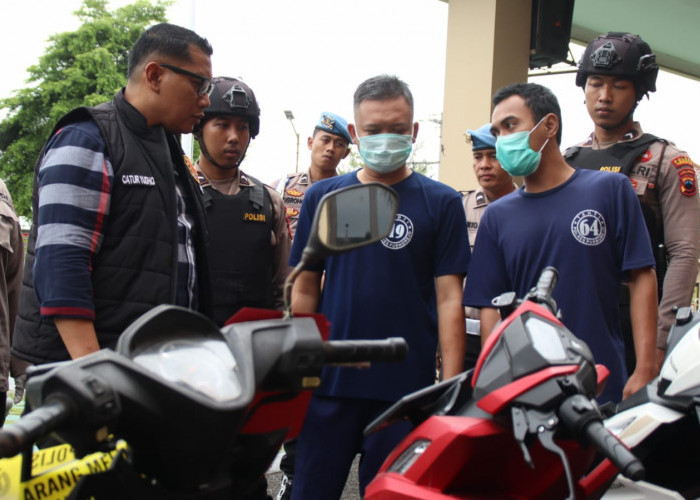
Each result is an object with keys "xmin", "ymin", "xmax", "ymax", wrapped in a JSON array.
[{"xmin": 265, "ymin": 450, "xmax": 361, "ymax": 499}]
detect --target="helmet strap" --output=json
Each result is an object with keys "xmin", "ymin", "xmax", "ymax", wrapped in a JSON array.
[{"xmin": 198, "ymin": 134, "xmax": 250, "ymax": 171}]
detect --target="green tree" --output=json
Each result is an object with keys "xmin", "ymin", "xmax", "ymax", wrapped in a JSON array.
[{"xmin": 0, "ymin": 0, "xmax": 169, "ymax": 216}]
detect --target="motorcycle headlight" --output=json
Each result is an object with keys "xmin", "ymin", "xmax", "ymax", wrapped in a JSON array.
[
  {"xmin": 387, "ymin": 439, "xmax": 431, "ymax": 474},
  {"xmin": 133, "ymin": 338, "xmax": 242, "ymax": 402}
]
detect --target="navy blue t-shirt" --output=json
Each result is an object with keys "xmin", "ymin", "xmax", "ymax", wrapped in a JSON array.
[
  {"xmin": 290, "ymin": 171, "xmax": 470, "ymax": 402},
  {"xmin": 463, "ymin": 169, "xmax": 654, "ymax": 403}
]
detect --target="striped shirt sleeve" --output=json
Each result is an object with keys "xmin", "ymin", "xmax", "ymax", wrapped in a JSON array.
[{"xmin": 34, "ymin": 120, "xmax": 113, "ymax": 320}]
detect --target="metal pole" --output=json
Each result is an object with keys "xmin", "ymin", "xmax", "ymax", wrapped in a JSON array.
[
  {"xmin": 284, "ymin": 110, "xmax": 300, "ymax": 173},
  {"xmin": 295, "ymin": 132, "xmax": 300, "ymax": 173}
]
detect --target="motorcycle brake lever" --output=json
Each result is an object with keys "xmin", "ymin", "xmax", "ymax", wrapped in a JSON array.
[
  {"xmin": 511, "ymin": 406, "xmax": 534, "ymax": 468},
  {"xmin": 535, "ymin": 414, "xmax": 575, "ymax": 500},
  {"xmin": 512, "ymin": 407, "xmax": 576, "ymax": 500}
]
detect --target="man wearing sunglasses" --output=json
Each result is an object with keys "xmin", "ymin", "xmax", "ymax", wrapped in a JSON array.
[{"xmin": 13, "ymin": 23, "xmax": 214, "ymax": 367}]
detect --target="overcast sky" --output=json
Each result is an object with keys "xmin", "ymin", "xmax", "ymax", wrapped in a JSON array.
[{"xmin": 2, "ymin": 0, "xmax": 698, "ymax": 185}]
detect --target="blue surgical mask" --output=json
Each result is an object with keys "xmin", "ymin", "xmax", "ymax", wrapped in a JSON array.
[
  {"xmin": 495, "ymin": 117, "xmax": 549, "ymax": 177},
  {"xmin": 357, "ymin": 133, "xmax": 413, "ymax": 174}
]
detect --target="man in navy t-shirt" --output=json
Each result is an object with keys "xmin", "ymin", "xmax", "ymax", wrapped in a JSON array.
[
  {"xmin": 288, "ymin": 75, "xmax": 469, "ymax": 500},
  {"xmin": 463, "ymin": 82, "xmax": 658, "ymax": 404}
]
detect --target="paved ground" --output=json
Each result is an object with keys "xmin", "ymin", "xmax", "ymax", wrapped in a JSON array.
[{"xmin": 265, "ymin": 450, "xmax": 360, "ymax": 499}]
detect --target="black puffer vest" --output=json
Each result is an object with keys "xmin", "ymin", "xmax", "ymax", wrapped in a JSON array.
[
  {"xmin": 13, "ymin": 91, "xmax": 211, "ymax": 364},
  {"xmin": 203, "ymin": 176, "xmax": 273, "ymax": 326}
]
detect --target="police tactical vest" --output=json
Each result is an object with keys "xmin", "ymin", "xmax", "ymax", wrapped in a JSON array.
[{"xmin": 203, "ymin": 178, "xmax": 274, "ymax": 326}]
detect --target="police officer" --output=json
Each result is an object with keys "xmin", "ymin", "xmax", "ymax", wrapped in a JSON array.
[
  {"xmin": 461, "ymin": 123, "xmax": 515, "ymax": 370},
  {"xmin": 274, "ymin": 112, "xmax": 352, "ymax": 238},
  {"xmin": 462, "ymin": 123, "xmax": 516, "ymax": 252},
  {"xmin": 565, "ymin": 32, "xmax": 700, "ymax": 371},
  {"xmin": 0, "ymin": 180, "xmax": 22, "ymax": 425},
  {"xmin": 194, "ymin": 77, "xmax": 291, "ymax": 327},
  {"xmin": 273, "ymin": 111, "xmax": 351, "ymax": 500}
]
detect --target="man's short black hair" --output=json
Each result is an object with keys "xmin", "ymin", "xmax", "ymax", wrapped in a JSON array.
[
  {"xmin": 492, "ymin": 82, "xmax": 562, "ymax": 145},
  {"xmin": 353, "ymin": 74, "xmax": 414, "ymax": 113},
  {"xmin": 128, "ymin": 23, "xmax": 213, "ymax": 78}
]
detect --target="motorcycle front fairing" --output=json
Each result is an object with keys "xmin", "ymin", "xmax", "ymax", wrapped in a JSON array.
[
  {"xmin": 17, "ymin": 305, "xmax": 330, "ymax": 495},
  {"xmin": 603, "ymin": 307, "xmax": 700, "ymax": 498},
  {"xmin": 366, "ymin": 269, "xmax": 623, "ymax": 500}
]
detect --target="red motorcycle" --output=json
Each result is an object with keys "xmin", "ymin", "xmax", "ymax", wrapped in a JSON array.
[
  {"xmin": 365, "ymin": 267, "xmax": 644, "ymax": 500},
  {"xmin": 0, "ymin": 183, "xmax": 406, "ymax": 500}
]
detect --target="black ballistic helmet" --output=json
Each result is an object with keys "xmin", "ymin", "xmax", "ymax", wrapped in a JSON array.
[
  {"xmin": 196, "ymin": 77, "xmax": 260, "ymax": 138},
  {"xmin": 576, "ymin": 32, "xmax": 659, "ymax": 101}
]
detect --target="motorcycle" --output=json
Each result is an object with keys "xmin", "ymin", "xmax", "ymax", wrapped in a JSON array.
[
  {"xmin": 0, "ymin": 182, "xmax": 407, "ymax": 500},
  {"xmin": 364, "ymin": 267, "xmax": 644, "ymax": 500},
  {"xmin": 601, "ymin": 304, "xmax": 700, "ymax": 499}
]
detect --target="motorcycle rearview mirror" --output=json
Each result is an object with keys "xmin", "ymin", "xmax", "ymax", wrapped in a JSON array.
[{"xmin": 283, "ymin": 182, "xmax": 399, "ymax": 318}]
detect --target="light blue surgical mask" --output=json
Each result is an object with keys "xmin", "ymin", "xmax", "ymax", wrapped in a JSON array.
[
  {"xmin": 495, "ymin": 117, "xmax": 549, "ymax": 177},
  {"xmin": 356, "ymin": 133, "xmax": 413, "ymax": 174}
]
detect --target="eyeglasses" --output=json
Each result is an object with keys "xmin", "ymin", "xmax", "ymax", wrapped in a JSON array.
[{"xmin": 158, "ymin": 63, "xmax": 214, "ymax": 97}]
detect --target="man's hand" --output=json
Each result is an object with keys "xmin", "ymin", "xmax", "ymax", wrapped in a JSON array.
[
  {"xmin": 622, "ymin": 365, "xmax": 656, "ymax": 400},
  {"xmin": 12, "ymin": 374, "xmax": 26, "ymax": 404}
]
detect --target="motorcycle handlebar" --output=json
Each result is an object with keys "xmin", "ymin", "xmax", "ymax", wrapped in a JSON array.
[
  {"xmin": 583, "ymin": 419, "xmax": 645, "ymax": 480},
  {"xmin": 0, "ymin": 397, "xmax": 72, "ymax": 458},
  {"xmin": 558, "ymin": 394, "xmax": 644, "ymax": 481},
  {"xmin": 323, "ymin": 337, "xmax": 408, "ymax": 365},
  {"xmin": 534, "ymin": 266, "xmax": 558, "ymax": 297}
]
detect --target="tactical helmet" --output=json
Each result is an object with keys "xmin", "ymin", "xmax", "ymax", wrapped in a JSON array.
[
  {"xmin": 196, "ymin": 77, "xmax": 260, "ymax": 138},
  {"xmin": 576, "ymin": 32, "xmax": 659, "ymax": 100}
]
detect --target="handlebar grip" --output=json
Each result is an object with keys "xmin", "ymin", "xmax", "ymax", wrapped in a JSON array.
[
  {"xmin": 323, "ymin": 337, "xmax": 408, "ymax": 364},
  {"xmin": 534, "ymin": 266, "xmax": 558, "ymax": 297},
  {"xmin": 559, "ymin": 394, "xmax": 644, "ymax": 481},
  {"xmin": 0, "ymin": 397, "xmax": 72, "ymax": 458},
  {"xmin": 583, "ymin": 420, "xmax": 645, "ymax": 480}
]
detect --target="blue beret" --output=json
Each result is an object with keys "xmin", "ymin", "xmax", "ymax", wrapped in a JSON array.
[
  {"xmin": 315, "ymin": 112, "xmax": 352, "ymax": 144},
  {"xmin": 466, "ymin": 123, "xmax": 495, "ymax": 151}
]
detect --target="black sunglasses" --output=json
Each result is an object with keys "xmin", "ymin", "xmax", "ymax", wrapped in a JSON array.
[{"xmin": 158, "ymin": 63, "xmax": 214, "ymax": 97}]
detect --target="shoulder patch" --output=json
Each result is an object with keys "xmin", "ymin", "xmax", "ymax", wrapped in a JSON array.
[
  {"xmin": 671, "ymin": 156, "xmax": 694, "ymax": 169},
  {"xmin": 678, "ymin": 167, "xmax": 697, "ymax": 197},
  {"xmin": 670, "ymin": 155, "xmax": 697, "ymax": 197}
]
